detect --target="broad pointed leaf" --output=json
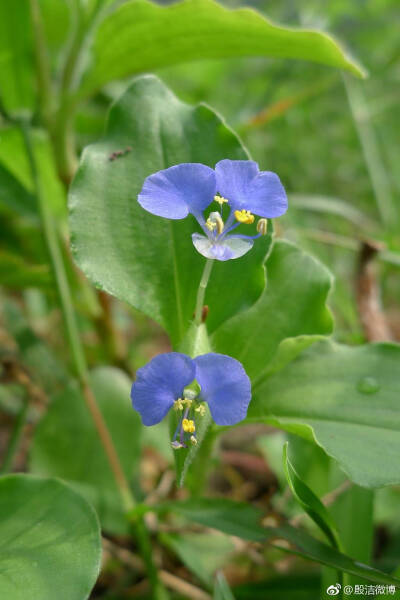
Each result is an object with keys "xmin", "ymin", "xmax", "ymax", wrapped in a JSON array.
[
  {"xmin": 69, "ymin": 75, "xmax": 272, "ymax": 346},
  {"xmin": 79, "ymin": 0, "xmax": 365, "ymax": 98},
  {"xmin": 249, "ymin": 340, "xmax": 400, "ymax": 488}
]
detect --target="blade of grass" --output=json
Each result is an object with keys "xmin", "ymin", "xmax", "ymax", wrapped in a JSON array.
[{"xmin": 343, "ymin": 72, "xmax": 397, "ymax": 229}]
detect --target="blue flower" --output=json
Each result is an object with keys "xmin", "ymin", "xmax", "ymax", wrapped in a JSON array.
[
  {"xmin": 138, "ymin": 160, "xmax": 287, "ymax": 261},
  {"xmin": 131, "ymin": 352, "xmax": 251, "ymax": 448}
]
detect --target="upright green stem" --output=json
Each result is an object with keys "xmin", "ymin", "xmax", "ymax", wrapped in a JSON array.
[
  {"xmin": 194, "ymin": 259, "xmax": 214, "ymax": 325},
  {"xmin": 19, "ymin": 121, "xmax": 166, "ymax": 599},
  {"xmin": 29, "ymin": 0, "xmax": 77, "ymax": 184},
  {"xmin": 26, "ymin": 5, "xmax": 165, "ymax": 593},
  {"xmin": 28, "ymin": 0, "xmax": 55, "ymax": 131},
  {"xmin": 343, "ymin": 73, "xmax": 397, "ymax": 229},
  {"xmin": 20, "ymin": 121, "xmax": 131, "ymax": 504}
]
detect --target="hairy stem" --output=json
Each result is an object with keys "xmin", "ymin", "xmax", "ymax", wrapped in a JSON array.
[{"xmin": 194, "ymin": 259, "xmax": 214, "ymax": 325}]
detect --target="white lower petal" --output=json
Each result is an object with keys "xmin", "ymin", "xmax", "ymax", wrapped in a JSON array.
[{"xmin": 192, "ymin": 233, "xmax": 253, "ymax": 261}]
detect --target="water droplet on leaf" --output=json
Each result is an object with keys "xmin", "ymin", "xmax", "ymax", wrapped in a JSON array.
[{"xmin": 357, "ymin": 377, "xmax": 380, "ymax": 394}]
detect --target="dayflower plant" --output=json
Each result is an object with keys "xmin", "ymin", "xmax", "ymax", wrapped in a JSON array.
[
  {"xmin": 131, "ymin": 352, "xmax": 251, "ymax": 448},
  {"xmin": 138, "ymin": 159, "xmax": 288, "ymax": 260}
]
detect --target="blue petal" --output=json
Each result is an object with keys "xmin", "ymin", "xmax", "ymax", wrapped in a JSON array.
[
  {"xmin": 215, "ymin": 160, "xmax": 259, "ymax": 205},
  {"xmin": 131, "ymin": 352, "xmax": 195, "ymax": 425},
  {"xmin": 246, "ymin": 172, "xmax": 288, "ymax": 218},
  {"xmin": 215, "ymin": 159, "xmax": 287, "ymax": 218},
  {"xmin": 138, "ymin": 163, "xmax": 216, "ymax": 219},
  {"xmin": 192, "ymin": 233, "xmax": 253, "ymax": 261},
  {"xmin": 194, "ymin": 353, "xmax": 251, "ymax": 425}
]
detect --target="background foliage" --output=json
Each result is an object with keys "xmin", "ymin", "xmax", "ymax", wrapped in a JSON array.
[{"xmin": 1, "ymin": 0, "xmax": 400, "ymax": 599}]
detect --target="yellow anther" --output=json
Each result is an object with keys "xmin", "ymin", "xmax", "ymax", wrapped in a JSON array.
[
  {"xmin": 190, "ymin": 435, "xmax": 198, "ymax": 445},
  {"xmin": 182, "ymin": 418, "xmax": 195, "ymax": 433},
  {"xmin": 214, "ymin": 194, "xmax": 229, "ymax": 205},
  {"xmin": 257, "ymin": 218, "xmax": 268, "ymax": 235},
  {"xmin": 195, "ymin": 404, "xmax": 206, "ymax": 417},
  {"xmin": 173, "ymin": 399, "xmax": 184, "ymax": 411},
  {"xmin": 183, "ymin": 398, "xmax": 193, "ymax": 408},
  {"xmin": 234, "ymin": 209, "xmax": 255, "ymax": 225}
]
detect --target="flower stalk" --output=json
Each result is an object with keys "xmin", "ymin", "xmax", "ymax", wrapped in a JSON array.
[{"xmin": 194, "ymin": 258, "xmax": 214, "ymax": 325}]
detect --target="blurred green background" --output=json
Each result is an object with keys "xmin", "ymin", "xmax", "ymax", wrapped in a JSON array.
[{"xmin": 1, "ymin": 1, "xmax": 400, "ymax": 597}]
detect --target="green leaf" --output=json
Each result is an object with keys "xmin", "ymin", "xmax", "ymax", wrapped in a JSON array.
[
  {"xmin": 30, "ymin": 367, "xmax": 141, "ymax": 534},
  {"xmin": 79, "ymin": 0, "xmax": 365, "ymax": 98},
  {"xmin": 69, "ymin": 75, "xmax": 272, "ymax": 346},
  {"xmin": 161, "ymin": 532, "xmax": 234, "ymax": 587},
  {"xmin": 249, "ymin": 340, "xmax": 400, "ymax": 488},
  {"xmin": 0, "ymin": 474, "xmax": 101, "ymax": 600},
  {"xmin": 213, "ymin": 239, "xmax": 333, "ymax": 380},
  {"xmin": 283, "ymin": 442, "xmax": 340, "ymax": 549},
  {"xmin": 157, "ymin": 498, "xmax": 400, "ymax": 586},
  {"xmin": 214, "ymin": 572, "xmax": 236, "ymax": 600}
]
